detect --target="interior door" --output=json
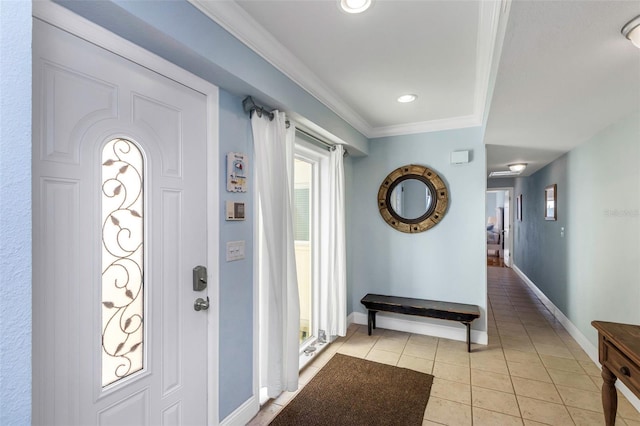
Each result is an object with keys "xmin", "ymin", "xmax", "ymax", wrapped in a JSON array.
[
  {"xmin": 503, "ymin": 190, "xmax": 512, "ymax": 266},
  {"xmin": 32, "ymin": 19, "xmax": 211, "ymax": 425}
]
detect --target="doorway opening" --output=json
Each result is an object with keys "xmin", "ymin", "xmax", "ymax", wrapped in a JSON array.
[
  {"xmin": 257, "ymin": 133, "xmax": 332, "ymax": 405},
  {"xmin": 486, "ymin": 188, "xmax": 514, "ymax": 268},
  {"xmin": 293, "ymin": 156, "xmax": 316, "ymax": 346},
  {"xmin": 293, "ymin": 138, "xmax": 331, "ymax": 361}
]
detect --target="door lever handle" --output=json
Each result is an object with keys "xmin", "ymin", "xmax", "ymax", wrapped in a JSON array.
[{"xmin": 194, "ymin": 297, "xmax": 210, "ymax": 312}]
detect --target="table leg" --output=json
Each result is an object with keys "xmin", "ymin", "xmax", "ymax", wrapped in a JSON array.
[{"xmin": 601, "ymin": 365, "xmax": 618, "ymax": 426}]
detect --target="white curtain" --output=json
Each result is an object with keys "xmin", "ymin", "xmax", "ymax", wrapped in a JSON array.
[
  {"xmin": 321, "ymin": 145, "xmax": 347, "ymax": 337},
  {"xmin": 253, "ymin": 111, "xmax": 300, "ymax": 398}
]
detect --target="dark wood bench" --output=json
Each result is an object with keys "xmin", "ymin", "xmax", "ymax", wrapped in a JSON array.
[{"xmin": 360, "ymin": 293, "xmax": 481, "ymax": 352}]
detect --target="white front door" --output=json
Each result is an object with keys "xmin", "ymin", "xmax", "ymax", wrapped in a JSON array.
[{"xmin": 32, "ymin": 18, "xmax": 215, "ymax": 425}]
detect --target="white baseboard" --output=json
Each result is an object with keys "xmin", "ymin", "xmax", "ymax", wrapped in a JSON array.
[
  {"xmin": 512, "ymin": 264, "xmax": 640, "ymax": 414},
  {"xmin": 511, "ymin": 265, "xmax": 598, "ymax": 361},
  {"xmin": 351, "ymin": 312, "xmax": 488, "ymax": 345},
  {"xmin": 347, "ymin": 312, "xmax": 355, "ymax": 328},
  {"xmin": 219, "ymin": 394, "xmax": 259, "ymax": 426}
]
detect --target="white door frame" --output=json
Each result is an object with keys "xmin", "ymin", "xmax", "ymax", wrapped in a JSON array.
[{"xmin": 33, "ymin": 2, "xmax": 220, "ymax": 423}]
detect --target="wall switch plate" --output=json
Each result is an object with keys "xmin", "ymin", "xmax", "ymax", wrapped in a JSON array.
[{"xmin": 226, "ymin": 240, "xmax": 245, "ymax": 261}]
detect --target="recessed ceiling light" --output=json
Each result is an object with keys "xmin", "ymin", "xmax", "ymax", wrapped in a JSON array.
[
  {"xmin": 397, "ymin": 94, "xmax": 417, "ymax": 103},
  {"xmin": 488, "ymin": 170, "xmax": 521, "ymax": 178},
  {"xmin": 340, "ymin": 0, "xmax": 372, "ymax": 14}
]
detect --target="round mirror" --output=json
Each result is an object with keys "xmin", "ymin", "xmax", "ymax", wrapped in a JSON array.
[
  {"xmin": 378, "ymin": 164, "xmax": 448, "ymax": 233},
  {"xmin": 388, "ymin": 178, "xmax": 434, "ymax": 220}
]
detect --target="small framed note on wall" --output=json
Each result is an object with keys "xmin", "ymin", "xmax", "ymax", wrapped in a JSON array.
[
  {"xmin": 517, "ymin": 194, "xmax": 523, "ymax": 221},
  {"xmin": 544, "ymin": 184, "xmax": 557, "ymax": 221},
  {"xmin": 227, "ymin": 152, "xmax": 248, "ymax": 192}
]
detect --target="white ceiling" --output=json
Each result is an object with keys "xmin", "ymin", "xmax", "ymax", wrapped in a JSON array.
[
  {"xmin": 234, "ymin": 0, "xmax": 480, "ymax": 131},
  {"xmin": 485, "ymin": 0, "xmax": 640, "ymax": 176},
  {"xmin": 194, "ymin": 0, "xmax": 640, "ymax": 176}
]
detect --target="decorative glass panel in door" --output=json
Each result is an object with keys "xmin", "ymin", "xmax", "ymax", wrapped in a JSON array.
[{"xmin": 101, "ymin": 138, "xmax": 144, "ymax": 387}]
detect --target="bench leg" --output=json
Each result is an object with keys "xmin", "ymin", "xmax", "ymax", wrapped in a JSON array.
[
  {"xmin": 463, "ymin": 322, "xmax": 471, "ymax": 352},
  {"xmin": 367, "ymin": 310, "xmax": 377, "ymax": 336}
]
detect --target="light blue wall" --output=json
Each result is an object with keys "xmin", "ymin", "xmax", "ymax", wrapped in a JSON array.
[
  {"xmin": 486, "ymin": 190, "xmax": 506, "ymax": 227},
  {"xmin": 495, "ymin": 191, "xmax": 505, "ymax": 209},
  {"xmin": 514, "ymin": 112, "xmax": 640, "ymax": 345},
  {"xmin": 218, "ymin": 91, "xmax": 255, "ymax": 421},
  {"xmin": 513, "ymin": 156, "xmax": 568, "ymax": 309},
  {"xmin": 0, "ymin": 2, "xmax": 32, "ymax": 424},
  {"xmin": 565, "ymin": 112, "xmax": 640, "ymax": 342},
  {"xmin": 488, "ymin": 177, "xmax": 514, "ymax": 189},
  {"xmin": 349, "ymin": 128, "xmax": 487, "ymax": 332},
  {"xmin": 486, "ymin": 192, "xmax": 497, "ymax": 221}
]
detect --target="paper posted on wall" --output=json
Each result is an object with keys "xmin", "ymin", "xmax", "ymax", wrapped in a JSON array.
[{"xmin": 227, "ymin": 152, "xmax": 248, "ymax": 192}]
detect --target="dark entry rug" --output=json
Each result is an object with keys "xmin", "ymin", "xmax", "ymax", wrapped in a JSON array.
[{"xmin": 269, "ymin": 353, "xmax": 434, "ymax": 426}]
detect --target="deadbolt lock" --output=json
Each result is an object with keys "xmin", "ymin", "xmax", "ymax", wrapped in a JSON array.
[{"xmin": 193, "ymin": 265, "xmax": 207, "ymax": 291}]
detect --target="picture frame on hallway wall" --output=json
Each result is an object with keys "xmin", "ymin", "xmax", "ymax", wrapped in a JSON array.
[
  {"xmin": 517, "ymin": 194, "xmax": 523, "ymax": 221},
  {"xmin": 544, "ymin": 184, "xmax": 557, "ymax": 221}
]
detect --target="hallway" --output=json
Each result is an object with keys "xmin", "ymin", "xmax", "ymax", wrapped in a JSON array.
[{"xmin": 249, "ymin": 267, "xmax": 640, "ymax": 425}]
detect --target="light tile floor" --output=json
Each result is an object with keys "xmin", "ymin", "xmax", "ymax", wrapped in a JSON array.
[{"xmin": 248, "ymin": 267, "xmax": 640, "ymax": 425}]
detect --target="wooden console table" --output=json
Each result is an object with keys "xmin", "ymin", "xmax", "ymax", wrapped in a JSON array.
[{"xmin": 592, "ymin": 321, "xmax": 640, "ymax": 425}]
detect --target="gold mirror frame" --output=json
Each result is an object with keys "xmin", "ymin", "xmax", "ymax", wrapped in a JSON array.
[{"xmin": 378, "ymin": 164, "xmax": 449, "ymax": 233}]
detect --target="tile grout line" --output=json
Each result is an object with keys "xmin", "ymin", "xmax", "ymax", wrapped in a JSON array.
[{"xmin": 502, "ymin": 271, "xmax": 578, "ymax": 425}]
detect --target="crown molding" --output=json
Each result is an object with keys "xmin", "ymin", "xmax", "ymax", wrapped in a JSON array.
[
  {"xmin": 189, "ymin": 0, "xmax": 509, "ymax": 139},
  {"xmin": 369, "ymin": 115, "xmax": 482, "ymax": 139},
  {"xmin": 473, "ymin": 0, "xmax": 505, "ymax": 123},
  {"xmin": 189, "ymin": 0, "xmax": 373, "ymax": 136},
  {"xmin": 476, "ymin": 0, "xmax": 511, "ymax": 128}
]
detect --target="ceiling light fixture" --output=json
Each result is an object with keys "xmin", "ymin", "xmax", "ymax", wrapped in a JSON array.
[
  {"xmin": 508, "ymin": 163, "xmax": 527, "ymax": 173},
  {"xmin": 622, "ymin": 15, "xmax": 640, "ymax": 48},
  {"xmin": 397, "ymin": 94, "xmax": 417, "ymax": 103},
  {"xmin": 340, "ymin": 0, "xmax": 372, "ymax": 14}
]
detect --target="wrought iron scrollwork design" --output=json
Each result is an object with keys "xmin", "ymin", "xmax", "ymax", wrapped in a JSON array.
[{"xmin": 101, "ymin": 138, "xmax": 144, "ymax": 387}]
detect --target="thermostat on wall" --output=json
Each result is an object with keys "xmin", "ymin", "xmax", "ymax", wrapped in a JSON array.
[
  {"xmin": 451, "ymin": 150, "xmax": 470, "ymax": 164},
  {"xmin": 226, "ymin": 201, "xmax": 245, "ymax": 221}
]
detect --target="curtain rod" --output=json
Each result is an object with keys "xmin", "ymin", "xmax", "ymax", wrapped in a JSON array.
[
  {"xmin": 296, "ymin": 127, "xmax": 335, "ymax": 151},
  {"xmin": 242, "ymin": 96, "xmax": 348, "ymax": 156},
  {"xmin": 296, "ymin": 128, "xmax": 349, "ymax": 157},
  {"xmin": 242, "ymin": 96, "xmax": 275, "ymax": 121},
  {"xmin": 242, "ymin": 96, "xmax": 291, "ymax": 128}
]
